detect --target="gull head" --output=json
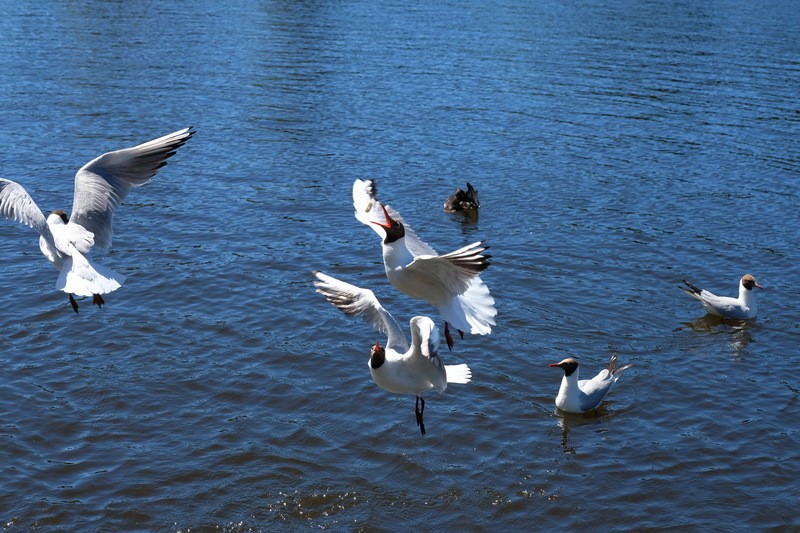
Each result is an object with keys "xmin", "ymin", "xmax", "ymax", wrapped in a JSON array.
[
  {"xmin": 549, "ymin": 357, "xmax": 579, "ymax": 377},
  {"xmin": 370, "ymin": 204, "xmax": 405, "ymax": 244},
  {"xmin": 370, "ymin": 341, "xmax": 386, "ymax": 369},
  {"xmin": 741, "ymin": 274, "xmax": 763, "ymax": 291},
  {"xmin": 48, "ymin": 210, "xmax": 69, "ymax": 225}
]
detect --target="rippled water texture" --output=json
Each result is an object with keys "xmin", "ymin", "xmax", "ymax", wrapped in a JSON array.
[{"xmin": 1, "ymin": 0, "xmax": 799, "ymax": 531}]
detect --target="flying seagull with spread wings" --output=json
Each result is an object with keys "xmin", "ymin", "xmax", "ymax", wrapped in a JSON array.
[
  {"xmin": 314, "ymin": 271, "xmax": 472, "ymax": 436},
  {"xmin": 0, "ymin": 127, "xmax": 194, "ymax": 312},
  {"xmin": 352, "ymin": 178, "xmax": 496, "ymax": 349}
]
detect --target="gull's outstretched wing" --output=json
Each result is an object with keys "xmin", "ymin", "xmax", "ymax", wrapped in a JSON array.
[
  {"xmin": 352, "ymin": 178, "xmax": 385, "ymax": 238},
  {"xmin": 70, "ymin": 127, "xmax": 195, "ymax": 250},
  {"xmin": 404, "ymin": 241, "xmax": 492, "ymax": 296},
  {"xmin": 314, "ymin": 271, "xmax": 409, "ymax": 353},
  {"xmin": 352, "ymin": 178, "xmax": 437, "ymax": 257},
  {"xmin": 0, "ymin": 178, "xmax": 49, "ymax": 237}
]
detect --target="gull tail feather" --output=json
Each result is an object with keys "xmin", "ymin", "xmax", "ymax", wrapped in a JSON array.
[
  {"xmin": 681, "ymin": 280, "xmax": 703, "ymax": 300},
  {"xmin": 607, "ymin": 353, "xmax": 634, "ymax": 376},
  {"xmin": 442, "ymin": 279, "xmax": 496, "ymax": 335},
  {"xmin": 56, "ymin": 245, "xmax": 125, "ymax": 296}
]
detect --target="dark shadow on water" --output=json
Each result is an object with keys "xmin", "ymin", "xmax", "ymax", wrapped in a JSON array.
[
  {"xmin": 446, "ymin": 208, "xmax": 480, "ymax": 234},
  {"xmin": 445, "ymin": 209, "xmax": 481, "ymax": 240},
  {"xmin": 453, "ymin": 209, "xmax": 479, "ymax": 225}
]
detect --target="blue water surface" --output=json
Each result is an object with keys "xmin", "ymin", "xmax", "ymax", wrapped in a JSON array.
[{"xmin": 1, "ymin": 0, "xmax": 799, "ymax": 531}]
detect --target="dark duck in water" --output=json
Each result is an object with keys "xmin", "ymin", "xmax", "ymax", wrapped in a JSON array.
[{"xmin": 443, "ymin": 182, "xmax": 479, "ymax": 213}]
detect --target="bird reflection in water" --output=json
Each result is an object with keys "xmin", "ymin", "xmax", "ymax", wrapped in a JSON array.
[
  {"xmin": 554, "ymin": 407, "xmax": 610, "ymax": 455},
  {"xmin": 678, "ymin": 314, "xmax": 756, "ymax": 352}
]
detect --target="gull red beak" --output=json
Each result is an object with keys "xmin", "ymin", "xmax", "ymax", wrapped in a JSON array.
[
  {"xmin": 756, "ymin": 282, "xmax": 764, "ymax": 290},
  {"xmin": 548, "ymin": 363, "xmax": 561, "ymax": 368},
  {"xmin": 369, "ymin": 203, "xmax": 393, "ymax": 229},
  {"xmin": 374, "ymin": 341, "xmax": 382, "ymax": 350}
]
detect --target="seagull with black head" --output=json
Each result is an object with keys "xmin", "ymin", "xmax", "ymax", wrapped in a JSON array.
[
  {"xmin": 352, "ymin": 178, "xmax": 496, "ymax": 349},
  {"xmin": 680, "ymin": 274, "xmax": 763, "ymax": 319},
  {"xmin": 549, "ymin": 354, "xmax": 633, "ymax": 413},
  {"xmin": 314, "ymin": 271, "xmax": 472, "ymax": 436}
]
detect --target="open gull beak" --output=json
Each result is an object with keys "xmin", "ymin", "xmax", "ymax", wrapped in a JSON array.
[{"xmin": 369, "ymin": 203, "xmax": 394, "ymax": 229}]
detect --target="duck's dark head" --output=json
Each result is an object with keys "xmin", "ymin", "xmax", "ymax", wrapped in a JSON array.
[
  {"xmin": 370, "ymin": 341, "xmax": 386, "ymax": 369},
  {"xmin": 370, "ymin": 204, "xmax": 405, "ymax": 244},
  {"xmin": 549, "ymin": 357, "xmax": 579, "ymax": 377}
]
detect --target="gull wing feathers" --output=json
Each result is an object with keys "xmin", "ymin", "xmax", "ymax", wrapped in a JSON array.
[
  {"xmin": 352, "ymin": 178, "xmax": 436, "ymax": 256},
  {"xmin": 70, "ymin": 127, "xmax": 195, "ymax": 250},
  {"xmin": 405, "ymin": 241, "xmax": 492, "ymax": 296},
  {"xmin": 0, "ymin": 179, "xmax": 49, "ymax": 236},
  {"xmin": 352, "ymin": 178, "xmax": 384, "ymax": 237},
  {"xmin": 681, "ymin": 280, "xmax": 738, "ymax": 314},
  {"xmin": 409, "ymin": 316, "xmax": 441, "ymax": 360},
  {"xmin": 314, "ymin": 271, "xmax": 409, "ymax": 352},
  {"xmin": 579, "ymin": 354, "xmax": 633, "ymax": 410},
  {"xmin": 578, "ymin": 372, "xmax": 615, "ymax": 411},
  {"xmin": 697, "ymin": 292, "xmax": 738, "ymax": 314}
]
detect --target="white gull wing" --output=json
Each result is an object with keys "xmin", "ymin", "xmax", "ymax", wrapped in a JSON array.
[
  {"xmin": 0, "ymin": 178, "xmax": 59, "ymax": 259},
  {"xmin": 352, "ymin": 178, "xmax": 436, "ymax": 257},
  {"xmin": 696, "ymin": 291, "xmax": 741, "ymax": 315},
  {"xmin": 409, "ymin": 315, "xmax": 441, "ymax": 360},
  {"xmin": 408, "ymin": 316, "xmax": 447, "ymax": 393},
  {"xmin": 404, "ymin": 241, "xmax": 492, "ymax": 297},
  {"xmin": 314, "ymin": 271, "xmax": 409, "ymax": 353},
  {"xmin": 352, "ymin": 178, "xmax": 384, "ymax": 238},
  {"xmin": 577, "ymin": 354, "xmax": 633, "ymax": 411},
  {"xmin": 577, "ymin": 371, "xmax": 616, "ymax": 411},
  {"xmin": 70, "ymin": 127, "xmax": 195, "ymax": 250},
  {"xmin": 407, "ymin": 316, "xmax": 472, "ymax": 389},
  {"xmin": 0, "ymin": 179, "xmax": 50, "ymax": 237},
  {"xmin": 681, "ymin": 280, "xmax": 741, "ymax": 316}
]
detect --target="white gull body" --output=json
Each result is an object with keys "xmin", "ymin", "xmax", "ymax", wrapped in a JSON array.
[
  {"xmin": 314, "ymin": 271, "xmax": 472, "ymax": 435},
  {"xmin": 0, "ymin": 127, "xmax": 194, "ymax": 311},
  {"xmin": 352, "ymin": 178, "xmax": 496, "ymax": 342},
  {"xmin": 680, "ymin": 274, "xmax": 762, "ymax": 320},
  {"xmin": 549, "ymin": 354, "xmax": 633, "ymax": 413}
]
